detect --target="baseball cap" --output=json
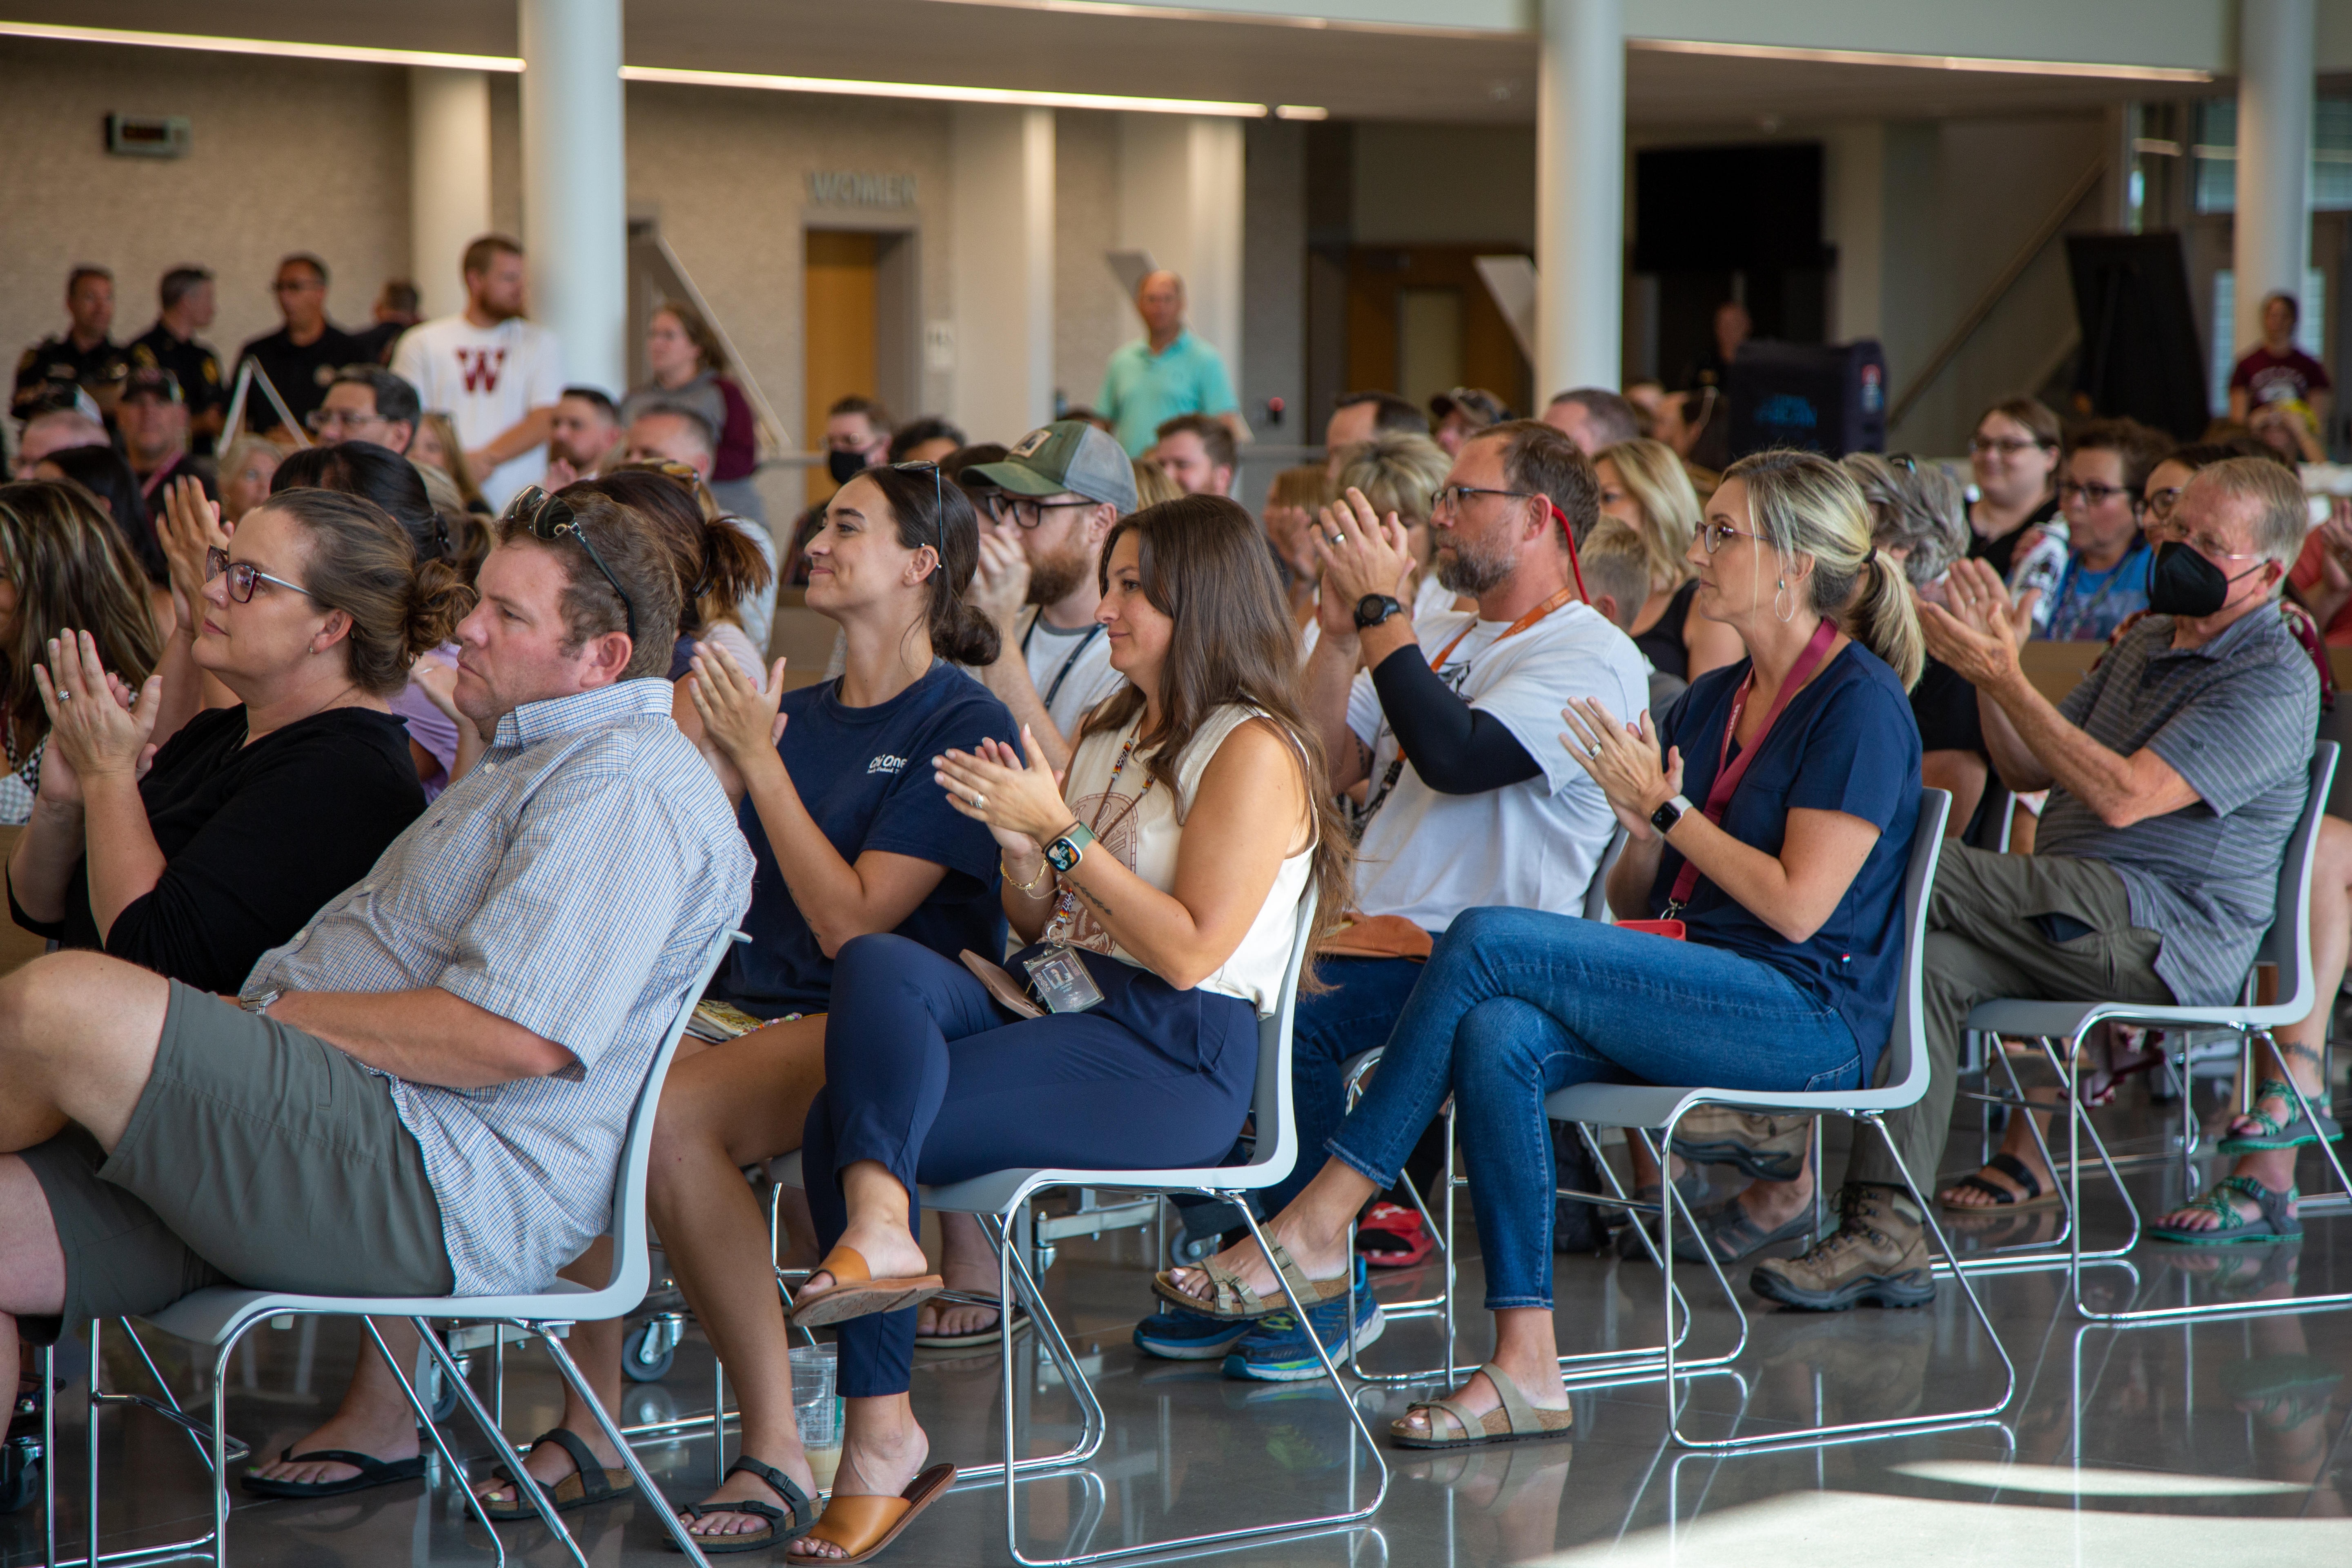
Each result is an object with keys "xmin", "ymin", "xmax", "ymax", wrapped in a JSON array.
[
  {"xmin": 121, "ymin": 366, "xmax": 183, "ymax": 404},
  {"xmin": 1429, "ymin": 387, "xmax": 1507, "ymax": 428},
  {"xmin": 963, "ymin": 421, "xmax": 1138, "ymax": 514}
]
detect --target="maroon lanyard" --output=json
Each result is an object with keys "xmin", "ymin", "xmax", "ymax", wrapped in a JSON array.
[{"xmin": 1667, "ymin": 617, "xmax": 1838, "ymax": 909}]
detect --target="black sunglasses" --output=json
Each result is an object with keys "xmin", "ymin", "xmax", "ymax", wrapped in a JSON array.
[{"xmin": 504, "ymin": 486, "xmax": 637, "ymax": 640}]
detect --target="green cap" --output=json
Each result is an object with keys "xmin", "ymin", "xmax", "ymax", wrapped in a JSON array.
[{"xmin": 963, "ymin": 420, "xmax": 1138, "ymax": 513}]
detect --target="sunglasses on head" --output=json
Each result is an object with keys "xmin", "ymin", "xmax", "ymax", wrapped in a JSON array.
[
  {"xmin": 503, "ymin": 486, "xmax": 637, "ymax": 640},
  {"xmin": 887, "ymin": 460, "xmax": 947, "ymax": 559}
]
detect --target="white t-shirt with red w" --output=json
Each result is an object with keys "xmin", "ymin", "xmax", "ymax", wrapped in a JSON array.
[{"xmin": 392, "ymin": 315, "xmax": 566, "ymax": 508}]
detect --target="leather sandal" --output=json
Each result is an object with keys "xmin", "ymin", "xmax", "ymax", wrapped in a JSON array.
[
  {"xmin": 240, "ymin": 1446, "xmax": 428, "ymax": 1500},
  {"xmin": 1937, "ymin": 1151, "xmax": 2060, "ymax": 1212},
  {"xmin": 1151, "ymin": 1238, "xmax": 1351, "ymax": 1321},
  {"xmin": 1389, "ymin": 1364, "xmax": 1575, "ymax": 1451},
  {"xmin": 2217, "ymin": 1079, "xmax": 2345, "ymax": 1154},
  {"xmin": 785, "ymin": 1463, "xmax": 957, "ymax": 1564},
  {"xmin": 669, "ymin": 1455, "xmax": 819, "ymax": 1554},
  {"xmin": 477, "ymin": 1428, "xmax": 635, "ymax": 1519},
  {"xmin": 791, "ymin": 1245, "xmax": 944, "ymax": 1328}
]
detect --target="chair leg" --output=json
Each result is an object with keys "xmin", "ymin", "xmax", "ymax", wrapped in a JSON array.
[
  {"xmin": 532, "ymin": 1323, "xmax": 718, "ymax": 1568},
  {"xmin": 411, "ymin": 1319, "xmax": 591, "ymax": 1568},
  {"xmin": 956, "ymin": 1210, "xmax": 1104, "ymax": 1487},
  {"xmin": 358, "ymin": 1318, "xmax": 508, "ymax": 1568}
]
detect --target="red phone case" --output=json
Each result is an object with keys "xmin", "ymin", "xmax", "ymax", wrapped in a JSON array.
[{"xmin": 1615, "ymin": 918, "xmax": 1688, "ymax": 941}]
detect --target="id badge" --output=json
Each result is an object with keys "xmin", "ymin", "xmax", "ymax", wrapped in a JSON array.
[{"xmin": 1023, "ymin": 943, "xmax": 1105, "ymax": 1014}]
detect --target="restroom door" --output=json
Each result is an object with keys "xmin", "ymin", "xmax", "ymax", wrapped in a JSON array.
[{"xmin": 804, "ymin": 230, "xmax": 880, "ymax": 510}]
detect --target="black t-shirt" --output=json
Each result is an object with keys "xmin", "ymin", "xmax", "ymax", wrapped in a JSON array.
[
  {"xmin": 347, "ymin": 319, "xmax": 410, "ymax": 366},
  {"xmin": 1966, "ymin": 492, "xmax": 2060, "ymax": 581},
  {"xmin": 11, "ymin": 334, "xmax": 129, "ymax": 420},
  {"xmin": 128, "ymin": 324, "xmax": 228, "ymax": 454},
  {"xmin": 9, "ymin": 705, "xmax": 424, "ymax": 993},
  {"xmin": 1633, "ymin": 579, "xmax": 1698, "ymax": 681},
  {"xmin": 234, "ymin": 323, "xmax": 364, "ymax": 435},
  {"xmin": 1909, "ymin": 653, "xmax": 1984, "ymax": 757}
]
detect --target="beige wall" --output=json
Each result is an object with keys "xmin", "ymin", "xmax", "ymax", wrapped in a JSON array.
[{"xmin": 1055, "ymin": 109, "xmax": 1134, "ymax": 423}]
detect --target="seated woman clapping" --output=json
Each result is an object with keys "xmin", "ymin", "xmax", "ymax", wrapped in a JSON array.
[
  {"xmin": 776, "ymin": 494, "xmax": 1350, "ymax": 1562},
  {"xmin": 1158, "ymin": 449, "xmax": 1925, "ymax": 1451}
]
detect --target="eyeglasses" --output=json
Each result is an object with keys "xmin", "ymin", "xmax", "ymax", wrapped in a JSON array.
[
  {"xmin": 1886, "ymin": 452, "xmax": 1919, "ymax": 474},
  {"xmin": 1429, "ymin": 484, "xmax": 1548, "ymax": 516},
  {"xmin": 2145, "ymin": 485, "xmax": 2185, "ymax": 521},
  {"xmin": 305, "ymin": 406, "xmax": 385, "ymax": 435},
  {"xmin": 888, "ymin": 460, "xmax": 946, "ymax": 558},
  {"xmin": 2058, "ymin": 479, "xmax": 2136, "ymax": 508},
  {"xmin": 990, "ymin": 494, "xmax": 1092, "ymax": 531},
  {"xmin": 1970, "ymin": 436, "xmax": 2048, "ymax": 457},
  {"xmin": 1700, "ymin": 519, "xmax": 1766, "ymax": 554},
  {"xmin": 206, "ymin": 545, "xmax": 313, "ymax": 604},
  {"xmin": 503, "ymin": 486, "xmax": 637, "ymax": 640}
]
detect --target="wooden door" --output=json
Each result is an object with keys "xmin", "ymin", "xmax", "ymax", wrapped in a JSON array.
[{"xmin": 804, "ymin": 230, "xmax": 880, "ymax": 510}]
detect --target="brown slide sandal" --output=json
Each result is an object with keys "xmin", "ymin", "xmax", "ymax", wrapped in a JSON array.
[
  {"xmin": 791, "ymin": 1245, "xmax": 945, "ymax": 1328},
  {"xmin": 784, "ymin": 1463, "xmax": 957, "ymax": 1564}
]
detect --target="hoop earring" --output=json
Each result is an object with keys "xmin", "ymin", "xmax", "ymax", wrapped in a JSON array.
[{"xmin": 1774, "ymin": 578, "xmax": 1797, "ymax": 624}]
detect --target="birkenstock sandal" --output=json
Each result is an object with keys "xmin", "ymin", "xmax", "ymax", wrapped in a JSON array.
[
  {"xmin": 785, "ymin": 1462, "xmax": 957, "ymax": 1564},
  {"xmin": 1151, "ymin": 1239, "xmax": 1352, "ymax": 1321},
  {"xmin": 791, "ymin": 1245, "xmax": 944, "ymax": 1328},
  {"xmin": 240, "ymin": 1446, "xmax": 428, "ymax": 1499},
  {"xmin": 2147, "ymin": 1175, "xmax": 2303, "ymax": 1246},
  {"xmin": 1937, "ymin": 1152, "xmax": 2060, "ymax": 1212},
  {"xmin": 477, "ymin": 1428, "xmax": 636, "ymax": 1520},
  {"xmin": 2217, "ymin": 1079, "xmax": 2345, "ymax": 1153},
  {"xmin": 669, "ymin": 1455, "xmax": 819, "ymax": 1554},
  {"xmin": 1389, "ymin": 1364, "xmax": 1575, "ymax": 1451}
]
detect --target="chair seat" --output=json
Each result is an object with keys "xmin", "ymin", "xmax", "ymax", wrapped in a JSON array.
[
  {"xmin": 139, "ymin": 1276, "xmax": 615, "ymax": 1350},
  {"xmin": 1546, "ymin": 1078, "xmax": 1916, "ymax": 1132},
  {"xmin": 766, "ymin": 1149, "xmax": 1288, "ymax": 1218},
  {"xmin": 1966, "ymin": 996, "xmax": 2300, "ymax": 1040}
]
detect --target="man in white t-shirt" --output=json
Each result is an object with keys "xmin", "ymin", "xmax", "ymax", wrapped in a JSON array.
[
  {"xmin": 960, "ymin": 420, "xmax": 1138, "ymax": 769},
  {"xmin": 391, "ymin": 235, "xmax": 565, "ymax": 509},
  {"xmin": 1133, "ymin": 419, "xmax": 1648, "ymax": 1372}
]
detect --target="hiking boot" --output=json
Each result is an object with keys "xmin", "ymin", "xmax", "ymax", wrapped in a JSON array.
[
  {"xmin": 1750, "ymin": 1185, "xmax": 1934, "ymax": 1311},
  {"xmin": 1670, "ymin": 1108, "xmax": 1810, "ymax": 1182}
]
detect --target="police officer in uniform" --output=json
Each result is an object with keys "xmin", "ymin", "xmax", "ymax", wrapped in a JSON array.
[
  {"xmin": 128, "ymin": 266, "xmax": 227, "ymax": 456},
  {"xmin": 12, "ymin": 267, "xmax": 129, "ymax": 423}
]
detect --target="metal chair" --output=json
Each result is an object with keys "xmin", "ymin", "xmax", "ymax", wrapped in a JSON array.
[
  {"xmin": 781, "ymin": 889, "xmax": 1388, "ymax": 1566},
  {"xmin": 1546, "ymin": 789, "xmax": 2019, "ymax": 1447},
  {"xmin": 1963, "ymin": 742, "xmax": 2350, "ymax": 1323},
  {"xmin": 54, "ymin": 927, "xmax": 748, "ymax": 1568}
]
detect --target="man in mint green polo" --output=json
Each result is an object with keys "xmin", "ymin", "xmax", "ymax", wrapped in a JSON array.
[{"xmin": 1096, "ymin": 270, "xmax": 1245, "ymax": 457}]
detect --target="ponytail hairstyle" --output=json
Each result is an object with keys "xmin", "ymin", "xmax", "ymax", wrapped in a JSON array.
[
  {"xmin": 1722, "ymin": 448, "xmax": 1924, "ymax": 690},
  {"xmin": 855, "ymin": 462, "xmax": 1001, "ymax": 668},
  {"xmin": 255, "ymin": 486, "xmax": 473, "ymax": 695},
  {"xmin": 583, "ymin": 467, "xmax": 772, "ymax": 638},
  {"xmin": 1078, "ymin": 495, "xmax": 1354, "ymax": 969}
]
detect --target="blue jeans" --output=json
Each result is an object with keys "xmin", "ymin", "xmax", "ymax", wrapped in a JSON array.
[
  {"xmin": 1325, "ymin": 906, "xmax": 1864, "ymax": 1310},
  {"xmin": 1265, "ymin": 956, "xmax": 1430, "ymax": 1212}
]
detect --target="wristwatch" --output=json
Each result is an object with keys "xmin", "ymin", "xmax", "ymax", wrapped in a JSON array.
[
  {"xmin": 1354, "ymin": 594, "xmax": 1404, "ymax": 630},
  {"xmin": 1044, "ymin": 822, "xmax": 1098, "ymax": 874},
  {"xmin": 241, "ymin": 988, "xmax": 283, "ymax": 1017},
  {"xmin": 1650, "ymin": 795, "xmax": 1694, "ymax": 837}
]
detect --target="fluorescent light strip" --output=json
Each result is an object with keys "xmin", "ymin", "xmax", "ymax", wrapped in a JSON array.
[
  {"xmin": 0, "ymin": 21, "xmax": 1274, "ymax": 115},
  {"xmin": 1631, "ymin": 36, "xmax": 2213, "ymax": 84}
]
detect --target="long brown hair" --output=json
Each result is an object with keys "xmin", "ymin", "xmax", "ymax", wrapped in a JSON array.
[
  {"xmin": 1078, "ymin": 494, "xmax": 1352, "ymax": 958},
  {"xmin": 585, "ymin": 467, "xmax": 771, "ymax": 638},
  {"xmin": 0, "ymin": 482, "xmax": 164, "ymax": 759}
]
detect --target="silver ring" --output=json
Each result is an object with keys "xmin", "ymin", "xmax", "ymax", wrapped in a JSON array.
[
  {"xmin": 1330, "ymin": 532, "xmax": 1346, "ymax": 546},
  {"xmin": 1587, "ymin": 744, "xmax": 1599, "ymax": 759},
  {"xmin": 972, "ymin": 791, "xmax": 987, "ymax": 810},
  {"xmin": 56, "ymin": 689, "xmax": 70, "ymax": 702}
]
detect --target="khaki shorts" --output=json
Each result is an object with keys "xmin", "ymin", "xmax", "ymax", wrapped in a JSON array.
[{"xmin": 18, "ymin": 980, "xmax": 452, "ymax": 1340}]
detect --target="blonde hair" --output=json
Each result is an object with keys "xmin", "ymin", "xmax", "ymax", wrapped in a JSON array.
[
  {"xmin": 214, "ymin": 436, "xmax": 284, "ymax": 522},
  {"xmin": 1578, "ymin": 520, "xmax": 1652, "ymax": 634},
  {"xmin": 416, "ymin": 412, "xmax": 486, "ymax": 510},
  {"xmin": 1722, "ymin": 448, "xmax": 1923, "ymax": 690},
  {"xmin": 1595, "ymin": 438, "xmax": 1701, "ymax": 592},
  {"xmin": 1131, "ymin": 456, "xmax": 1183, "ymax": 510},
  {"xmin": 1266, "ymin": 464, "xmax": 1329, "ymax": 514},
  {"xmin": 1335, "ymin": 433, "xmax": 1451, "ymax": 528}
]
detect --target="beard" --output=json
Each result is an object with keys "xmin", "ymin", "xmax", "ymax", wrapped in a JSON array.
[
  {"xmin": 1025, "ymin": 537, "xmax": 1093, "ymax": 606},
  {"xmin": 1434, "ymin": 530, "xmax": 1512, "ymax": 597}
]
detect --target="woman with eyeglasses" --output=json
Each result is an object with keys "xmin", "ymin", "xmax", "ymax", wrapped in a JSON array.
[
  {"xmin": 5, "ymin": 485, "xmax": 468, "ymax": 994},
  {"xmin": 2040, "ymin": 419, "xmax": 2172, "ymax": 642},
  {"xmin": 1160, "ymin": 451, "xmax": 1924, "ymax": 1444},
  {"xmin": 1963, "ymin": 396, "xmax": 2062, "ymax": 581}
]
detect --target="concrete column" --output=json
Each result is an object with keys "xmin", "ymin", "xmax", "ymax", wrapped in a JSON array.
[
  {"xmin": 1823, "ymin": 123, "xmax": 1886, "ymax": 344},
  {"xmin": 519, "ymin": 0, "xmax": 628, "ymax": 396},
  {"xmin": 2234, "ymin": 0, "xmax": 2314, "ymax": 356},
  {"xmin": 408, "ymin": 69, "xmax": 491, "ymax": 321},
  {"xmin": 1535, "ymin": 0, "xmax": 1624, "ymax": 397},
  {"xmin": 949, "ymin": 105, "xmax": 1056, "ymax": 439},
  {"xmin": 1118, "ymin": 115, "xmax": 1246, "ymax": 397}
]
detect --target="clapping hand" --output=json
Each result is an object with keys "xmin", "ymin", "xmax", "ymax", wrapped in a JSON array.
[
  {"xmin": 686, "ymin": 646, "xmax": 789, "ymax": 770},
  {"xmin": 1919, "ymin": 557, "xmax": 2034, "ymax": 689},
  {"xmin": 934, "ymin": 728, "xmax": 1072, "ymax": 855},
  {"xmin": 158, "ymin": 474, "xmax": 230, "ymax": 634},
  {"xmin": 967, "ymin": 521, "xmax": 1031, "ymax": 627},
  {"xmin": 1309, "ymin": 487, "xmax": 1414, "ymax": 639},
  {"xmin": 1560, "ymin": 697, "xmax": 1681, "ymax": 841},
  {"xmin": 36, "ymin": 631, "xmax": 160, "ymax": 798}
]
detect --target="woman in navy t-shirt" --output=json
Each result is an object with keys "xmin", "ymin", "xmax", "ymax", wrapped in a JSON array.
[{"xmin": 1158, "ymin": 451, "xmax": 1925, "ymax": 1456}]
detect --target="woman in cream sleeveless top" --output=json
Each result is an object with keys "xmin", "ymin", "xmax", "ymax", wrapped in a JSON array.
[{"xmin": 773, "ymin": 496, "xmax": 1351, "ymax": 1562}]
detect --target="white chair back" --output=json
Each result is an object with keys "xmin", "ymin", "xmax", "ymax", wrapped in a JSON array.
[
  {"xmin": 1875, "ymin": 789, "xmax": 1952, "ymax": 1105},
  {"xmin": 2247, "ymin": 742, "xmax": 2338, "ymax": 1024}
]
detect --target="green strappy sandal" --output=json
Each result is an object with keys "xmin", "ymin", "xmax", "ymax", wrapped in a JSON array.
[
  {"xmin": 2216, "ymin": 1079, "xmax": 2345, "ymax": 1154},
  {"xmin": 2147, "ymin": 1174, "xmax": 2302, "ymax": 1247}
]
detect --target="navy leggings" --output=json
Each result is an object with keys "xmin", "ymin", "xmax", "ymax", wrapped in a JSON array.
[{"xmin": 805, "ymin": 933, "xmax": 1258, "ymax": 1396}]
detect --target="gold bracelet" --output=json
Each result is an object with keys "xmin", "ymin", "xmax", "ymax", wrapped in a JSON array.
[{"xmin": 1002, "ymin": 853, "xmax": 1052, "ymax": 896}]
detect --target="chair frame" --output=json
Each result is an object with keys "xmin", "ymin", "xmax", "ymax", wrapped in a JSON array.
[
  {"xmin": 1546, "ymin": 791, "xmax": 2020, "ymax": 1448},
  {"xmin": 46, "ymin": 927, "xmax": 747, "ymax": 1568},
  {"xmin": 1960, "ymin": 744, "xmax": 2350, "ymax": 1325}
]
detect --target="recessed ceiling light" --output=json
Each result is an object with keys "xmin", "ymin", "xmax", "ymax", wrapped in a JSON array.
[{"xmin": 1630, "ymin": 36, "xmax": 2212, "ymax": 83}]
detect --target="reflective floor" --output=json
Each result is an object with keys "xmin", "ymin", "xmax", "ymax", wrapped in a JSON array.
[{"xmin": 9, "ymin": 1086, "xmax": 2352, "ymax": 1567}]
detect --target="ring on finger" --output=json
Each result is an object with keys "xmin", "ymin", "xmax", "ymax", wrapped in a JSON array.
[
  {"xmin": 1330, "ymin": 532, "xmax": 1346, "ymax": 546},
  {"xmin": 972, "ymin": 791, "xmax": 987, "ymax": 810}
]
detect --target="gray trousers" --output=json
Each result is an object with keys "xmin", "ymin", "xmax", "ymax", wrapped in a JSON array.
[{"xmin": 1844, "ymin": 844, "xmax": 2170, "ymax": 1192}]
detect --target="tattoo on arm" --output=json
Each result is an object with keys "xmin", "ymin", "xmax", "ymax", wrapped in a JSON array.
[
  {"xmin": 1069, "ymin": 876, "xmax": 1112, "ymax": 919},
  {"xmin": 1356, "ymin": 739, "xmax": 1373, "ymax": 774}
]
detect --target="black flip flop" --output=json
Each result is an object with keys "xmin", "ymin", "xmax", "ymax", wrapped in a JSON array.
[
  {"xmin": 669, "ymin": 1455, "xmax": 820, "ymax": 1554},
  {"xmin": 914, "ymin": 1295, "xmax": 1033, "ymax": 1352},
  {"xmin": 1937, "ymin": 1151, "xmax": 2060, "ymax": 1212},
  {"xmin": 241, "ymin": 1446, "xmax": 428, "ymax": 1499},
  {"xmin": 479, "ymin": 1428, "xmax": 636, "ymax": 1520}
]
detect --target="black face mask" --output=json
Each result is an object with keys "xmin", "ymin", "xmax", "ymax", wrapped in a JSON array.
[
  {"xmin": 2147, "ymin": 539, "xmax": 2266, "ymax": 618},
  {"xmin": 827, "ymin": 449, "xmax": 869, "ymax": 486}
]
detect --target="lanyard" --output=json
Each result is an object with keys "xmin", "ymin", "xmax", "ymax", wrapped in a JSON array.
[
  {"xmin": 1050, "ymin": 722, "xmax": 1156, "ymax": 926},
  {"xmin": 1020, "ymin": 609, "xmax": 1106, "ymax": 713},
  {"xmin": 1666, "ymin": 617, "xmax": 1839, "ymax": 911},
  {"xmin": 1359, "ymin": 587, "xmax": 1578, "ymax": 826}
]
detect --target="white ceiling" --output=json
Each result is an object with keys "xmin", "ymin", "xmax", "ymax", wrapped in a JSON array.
[{"xmin": 1, "ymin": 0, "xmax": 2237, "ymax": 127}]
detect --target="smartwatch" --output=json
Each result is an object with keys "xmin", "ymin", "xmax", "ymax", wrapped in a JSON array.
[
  {"xmin": 1650, "ymin": 795, "xmax": 1694, "ymax": 837},
  {"xmin": 1354, "ymin": 594, "xmax": 1404, "ymax": 631},
  {"xmin": 1044, "ymin": 822, "xmax": 1098, "ymax": 875}
]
